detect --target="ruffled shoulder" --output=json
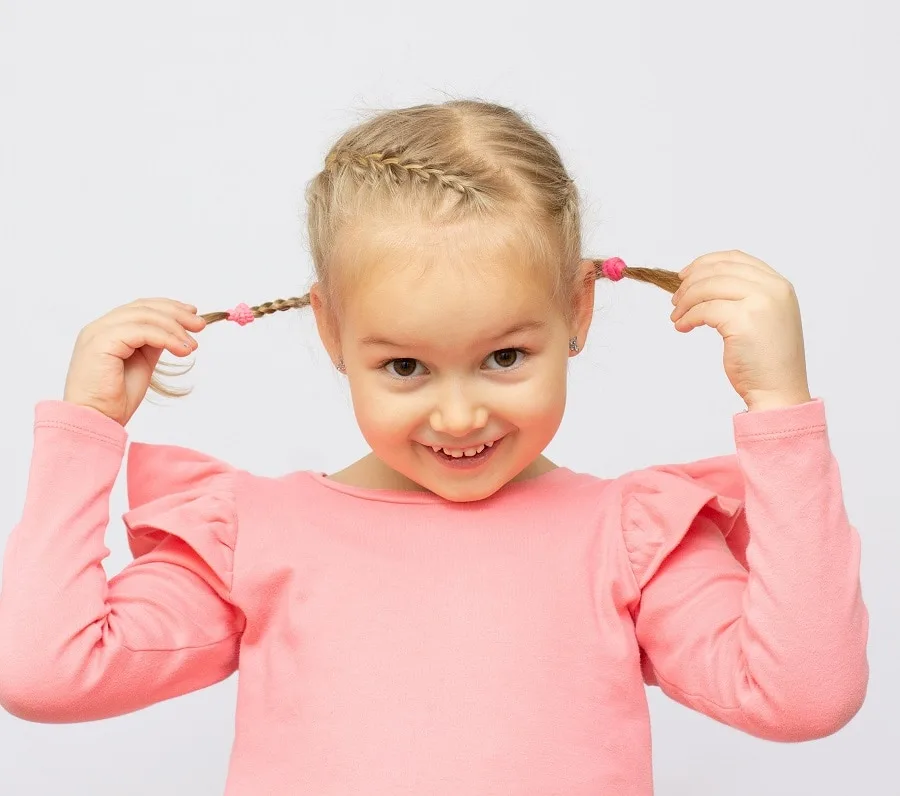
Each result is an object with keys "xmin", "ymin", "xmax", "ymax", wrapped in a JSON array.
[
  {"xmin": 618, "ymin": 454, "xmax": 747, "ymax": 589},
  {"xmin": 122, "ymin": 442, "xmax": 238, "ymax": 592}
]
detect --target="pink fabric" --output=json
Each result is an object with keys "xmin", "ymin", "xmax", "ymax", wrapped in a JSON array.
[
  {"xmin": 601, "ymin": 256, "xmax": 627, "ymax": 281},
  {"xmin": 0, "ymin": 399, "xmax": 868, "ymax": 795},
  {"xmin": 226, "ymin": 302, "xmax": 254, "ymax": 325}
]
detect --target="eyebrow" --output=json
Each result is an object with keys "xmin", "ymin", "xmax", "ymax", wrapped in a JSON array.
[{"xmin": 359, "ymin": 320, "xmax": 547, "ymax": 348}]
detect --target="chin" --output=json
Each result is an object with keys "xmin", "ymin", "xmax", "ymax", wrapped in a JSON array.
[
  {"xmin": 418, "ymin": 462, "xmax": 521, "ymax": 502},
  {"xmin": 428, "ymin": 480, "xmax": 506, "ymax": 503}
]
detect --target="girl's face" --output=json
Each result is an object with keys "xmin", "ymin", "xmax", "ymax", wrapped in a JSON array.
[{"xmin": 314, "ymin": 218, "xmax": 594, "ymax": 502}]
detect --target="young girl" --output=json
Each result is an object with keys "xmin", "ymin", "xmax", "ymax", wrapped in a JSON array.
[{"xmin": 0, "ymin": 100, "xmax": 868, "ymax": 794}]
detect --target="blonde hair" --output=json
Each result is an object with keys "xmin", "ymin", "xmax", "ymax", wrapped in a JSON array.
[{"xmin": 151, "ymin": 99, "xmax": 680, "ymax": 397}]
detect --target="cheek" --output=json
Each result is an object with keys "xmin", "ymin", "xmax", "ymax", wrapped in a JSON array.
[
  {"xmin": 494, "ymin": 357, "xmax": 568, "ymax": 427},
  {"xmin": 522, "ymin": 383, "xmax": 567, "ymax": 432},
  {"xmin": 526, "ymin": 353, "xmax": 569, "ymax": 409},
  {"xmin": 348, "ymin": 376, "xmax": 419, "ymax": 442}
]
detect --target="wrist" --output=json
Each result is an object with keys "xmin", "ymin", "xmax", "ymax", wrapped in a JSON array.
[{"xmin": 743, "ymin": 387, "xmax": 813, "ymax": 412}]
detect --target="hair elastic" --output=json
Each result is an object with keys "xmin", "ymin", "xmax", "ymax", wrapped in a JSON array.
[
  {"xmin": 601, "ymin": 257, "xmax": 627, "ymax": 281},
  {"xmin": 226, "ymin": 302, "xmax": 255, "ymax": 326}
]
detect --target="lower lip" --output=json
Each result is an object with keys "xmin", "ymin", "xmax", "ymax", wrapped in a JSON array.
[{"xmin": 424, "ymin": 436, "xmax": 504, "ymax": 470}]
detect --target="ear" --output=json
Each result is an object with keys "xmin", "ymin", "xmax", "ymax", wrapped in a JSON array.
[
  {"xmin": 570, "ymin": 259, "xmax": 596, "ymax": 355},
  {"xmin": 310, "ymin": 283, "xmax": 342, "ymax": 368}
]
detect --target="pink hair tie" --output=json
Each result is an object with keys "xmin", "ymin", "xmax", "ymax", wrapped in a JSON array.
[
  {"xmin": 226, "ymin": 302, "xmax": 255, "ymax": 326},
  {"xmin": 601, "ymin": 257, "xmax": 627, "ymax": 281}
]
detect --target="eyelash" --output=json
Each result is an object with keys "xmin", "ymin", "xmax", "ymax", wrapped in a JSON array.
[{"xmin": 380, "ymin": 348, "xmax": 530, "ymax": 379}]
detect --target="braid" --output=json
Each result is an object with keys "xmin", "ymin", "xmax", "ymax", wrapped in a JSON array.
[
  {"xmin": 199, "ymin": 295, "xmax": 311, "ymax": 325},
  {"xmin": 325, "ymin": 150, "xmax": 481, "ymax": 198},
  {"xmin": 147, "ymin": 294, "xmax": 311, "ymax": 398}
]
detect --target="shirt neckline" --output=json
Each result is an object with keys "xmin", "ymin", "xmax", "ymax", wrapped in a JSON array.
[{"xmin": 303, "ymin": 465, "xmax": 577, "ymax": 505}]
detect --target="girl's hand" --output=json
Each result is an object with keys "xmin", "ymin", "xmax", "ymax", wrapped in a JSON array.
[
  {"xmin": 670, "ymin": 250, "xmax": 812, "ymax": 412},
  {"xmin": 62, "ymin": 298, "xmax": 206, "ymax": 426}
]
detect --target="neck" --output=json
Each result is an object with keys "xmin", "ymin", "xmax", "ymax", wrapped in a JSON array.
[{"xmin": 326, "ymin": 452, "xmax": 557, "ymax": 492}]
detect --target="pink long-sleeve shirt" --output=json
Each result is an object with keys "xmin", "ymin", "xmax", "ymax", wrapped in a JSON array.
[{"xmin": 0, "ymin": 399, "xmax": 868, "ymax": 794}]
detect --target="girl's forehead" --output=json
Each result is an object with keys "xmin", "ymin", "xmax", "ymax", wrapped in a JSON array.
[
  {"xmin": 343, "ymin": 278, "xmax": 559, "ymax": 352},
  {"xmin": 342, "ymin": 272, "xmax": 564, "ymax": 355},
  {"xmin": 333, "ymin": 214, "xmax": 562, "ymax": 308}
]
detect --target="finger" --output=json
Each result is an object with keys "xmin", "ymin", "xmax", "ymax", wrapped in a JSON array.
[
  {"xmin": 95, "ymin": 304, "xmax": 197, "ymax": 347},
  {"xmin": 112, "ymin": 322, "xmax": 197, "ymax": 359},
  {"xmin": 128, "ymin": 298, "xmax": 207, "ymax": 332},
  {"xmin": 671, "ymin": 275, "xmax": 756, "ymax": 322},
  {"xmin": 679, "ymin": 259, "xmax": 771, "ymax": 281},
  {"xmin": 107, "ymin": 301, "xmax": 197, "ymax": 338},
  {"xmin": 680, "ymin": 250, "xmax": 776, "ymax": 278},
  {"xmin": 673, "ymin": 299, "xmax": 735, "ymax": 333},
  {"xmin": 113, "ymin": 298, "xmax": 205, "ymax": 334},
  {"xmin": 677, "ymin": 260, "xmax": 774, "ymax": 290},
  {"xmin": 675, "ymin": 262, "xmax": 777, "ymax": 298}
]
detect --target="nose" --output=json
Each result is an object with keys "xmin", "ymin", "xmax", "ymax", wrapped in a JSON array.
[{"xmin": 430, "ymin": 384, "xmax": 488, "ymax": 438}]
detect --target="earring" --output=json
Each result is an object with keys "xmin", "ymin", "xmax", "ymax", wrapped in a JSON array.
[
  {"xmin": 569, "ymin": 337, "xmax": 580, "ymax": 353},
  {"xmin": 336, "ymin": 357, "xmax": 346, "ymax": 373}
]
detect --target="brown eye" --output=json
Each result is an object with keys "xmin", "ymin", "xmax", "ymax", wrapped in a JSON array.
[
  {"xmin": 489, "ymin": 349, "xmax": 521, "ymax": 369},
  {"xmin": 387, "ymin": 358, "xmax": 421, "ymax": 378}
]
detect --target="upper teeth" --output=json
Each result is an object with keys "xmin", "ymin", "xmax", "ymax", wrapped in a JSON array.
[{"xmin": 431, "ymin": 440, "xmax": 494, "ymax": 458}]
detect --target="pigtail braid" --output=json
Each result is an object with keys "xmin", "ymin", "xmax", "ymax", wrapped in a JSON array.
[
  {"xmin": 198, "ymin": 295, "xmax": 311, "ymax": 325},
  {"xmin": 148, "ymin": 295, "xmax": 311, "ymax": 398}
]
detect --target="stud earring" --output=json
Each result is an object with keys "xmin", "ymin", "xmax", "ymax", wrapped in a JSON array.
[
  {"xmin": 336, "ymin": 357, "xmax": 346, "ymax": 373},
  {"xmin": 569, "ymin": 337, "xmax": 580, "ymax": 353}
]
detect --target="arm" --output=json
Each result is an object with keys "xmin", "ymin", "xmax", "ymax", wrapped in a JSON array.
[
  {"xmin": 630, "ymin": 400, "xmax": 868, "ymax": 741},
  {"xmin": 0, "ymin": 402, "xmax": 244, "ymax": 723}
]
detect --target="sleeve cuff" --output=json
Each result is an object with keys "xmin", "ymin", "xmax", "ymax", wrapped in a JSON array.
[
  {"xmin": 34, "ymin": 400, "xmax": 128, "ymax": 450},
  {"xmin": 732, "ymin": 397, "xmax": 826, "ymax": 441}
]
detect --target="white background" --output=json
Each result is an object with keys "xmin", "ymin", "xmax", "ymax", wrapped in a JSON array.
[{"xmin": 1, "ymin": 1, "xmax": 897, "ymax": 793}]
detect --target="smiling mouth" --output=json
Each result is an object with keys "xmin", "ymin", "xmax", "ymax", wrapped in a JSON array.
[
  {"xmin": 420, "ymin": 435, "xmax": 506, "ymax": 469},
  {"xmin": 428, "ymin": 438, "xmax": 501, "ymax": 458}
]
